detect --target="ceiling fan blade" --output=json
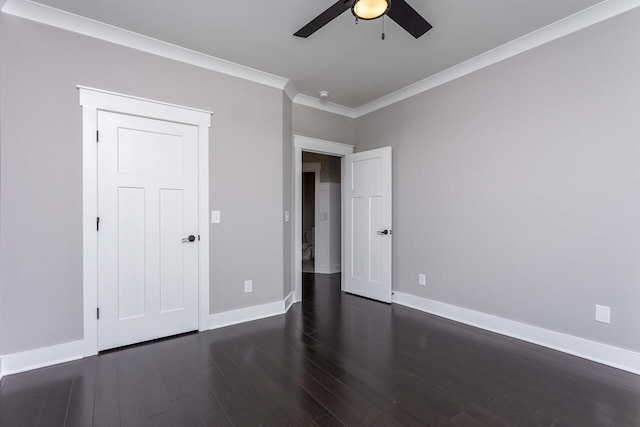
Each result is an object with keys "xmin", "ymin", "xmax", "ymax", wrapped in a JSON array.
[
  {"xmin": 294, "ymin": 0, "xmax": 351, "ymax": 38},
  {"xmin": 387, "ymin": 0, "xmax": 433, "ymax": 39}
]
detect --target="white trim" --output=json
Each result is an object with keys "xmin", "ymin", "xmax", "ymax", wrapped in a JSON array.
[
  {"xmin": 78, "ymin": 86, "xmax": 213, "ymax": 116},
  {"xmin": 293, "ymin": 94, "xmax": 357, "ymax": 119},
  {"xmin": 283, "ymin": 81, "xmax": 298, "ymax": 102},
  {"xmin": 78, "ymin": 86, "xmax": 211, "ymax": 128},
  {"xmin": 1, "ymin": 0, "xmax": 289, "ymax": 91},
  {"xmin": 209, "ymin": 300, "xmax": 287, "ymax": 330},
  {"xmin": 294, "ymin": 136, "xmax": 354, "ymax": 157},
  {"xmin": 0, "ymin": 295, "xmax": 296, "ymax": 377},
  {"xmin": 3, "ymin": 0, "xmax": 640, "ymax": 119},
  {"xmin": 392, "ymin": 292, "xmax": 640, "ymax": 376},
  {"xmin": 80, "ymin": 86, "xmax": 211, "ymax": 355},
  {"xmin": 0, "ymin": 340, "xmax": 85, "ymax": 377},
  {"xmin": 284, "ymin": 292, "xmax": 295, "ymax": 313},
  {"xmin": 354, "ymin": 0, "xmax": 640, "ymax": 117},
  {"xmin": 294, "ymin": 136, "xmax": 354, "ymax": 302},
  {"xmin": 81, "ymin": 105, "xmax": 99, "ymax": 356}
]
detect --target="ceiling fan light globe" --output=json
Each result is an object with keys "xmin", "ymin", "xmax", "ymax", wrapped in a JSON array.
[{"xmin": 352, "ymin": 0, "xmax": 390, "ymax": 20}]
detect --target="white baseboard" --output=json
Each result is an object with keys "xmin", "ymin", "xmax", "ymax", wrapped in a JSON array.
[
  {"xmin": 209, "ymin": 299, "xmax": 287, "ymax": 330},
  {"xmin": 0, "ymin": 294, "xmax": 296, "ymax": 378},
  {"xmin": 0, "ymin": 340, "xmax": 85, "ymax": 377},
  {"xmin": 392, "ymin": 292, "xmax": 640, "ymax": 376},
  {"xmin": 284, "ymin": 292, "xmax": 295, "ymax": 313}
]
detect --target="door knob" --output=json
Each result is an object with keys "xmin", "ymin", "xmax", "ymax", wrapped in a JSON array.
[
  {"xmin": 377, "ymin": 229, "xmax": 390, "ymax": 235},
  {"xmin": 181, "ymin": 235, "xmax": 196, "ymax": 243}
]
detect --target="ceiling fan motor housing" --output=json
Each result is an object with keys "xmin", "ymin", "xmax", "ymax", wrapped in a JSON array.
[{"xmin": 351, "ymin": 0, "xmax": 391, "ymax": 21}]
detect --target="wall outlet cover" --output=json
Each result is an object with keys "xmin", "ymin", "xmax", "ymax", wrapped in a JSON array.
[
  {"xmin": 595, "ymin": 305, "xmax": 611, "ymax": 324},
  {"xmin": 419, "ymin": 274, "xmax": 426, "ymax": 286},
  {"xmin": 244, "ymin": 280, "xmax": 253, "ymax": 293},
  {"xmin": 211, "ymin": 210, "xmax": 221, "ymax": 224}
]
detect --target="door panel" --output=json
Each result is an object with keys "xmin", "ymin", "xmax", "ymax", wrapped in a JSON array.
[
  {"xmin": 351, "ymin": 197, "xmax": 365, "ymax": 280},
  {"xmin": 117, "ymin": 187, "xmax": 146, "ymax": 320},
  {"xmin": 98, "ymin": 111, "xmax": 199, "ymax": 351},
  {"xmin": 343, "ymin": 147, "xmax": 392, "ymax": 303},
  {"xmin": 159, "ymin": 189, "xmax": 185, "ymax": 313},
  {"xmin": 117, "ymin": 128, "xmax": 183, "ymax": 176}
]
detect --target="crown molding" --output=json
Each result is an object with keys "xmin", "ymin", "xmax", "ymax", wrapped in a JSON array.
[
  {"xmin": 283, "ymin": 81, "xmax": 298, "ymax": 102},
  {"xmin": 293, "ymin": 94, "xmax": 357, "ymax": 119},
  {"xmin": 354, "ymin": 0, "xmax": 640, "ymax": 118},
  {"xmin": 1, "ymin": 0, "xmax": 290, "ymax": 91},
  {"xmin": 3, "ymin": 0, "xmax": 639, "ymax": 120}
]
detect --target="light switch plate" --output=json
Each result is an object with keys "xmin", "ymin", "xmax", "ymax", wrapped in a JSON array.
[
  {"xmin": 211, "ymin": 210, "xmax": 221, "ymax": 224},
  {"xmin": 595, "ymin": 305, "xmax": 611, "ymax": 324}
]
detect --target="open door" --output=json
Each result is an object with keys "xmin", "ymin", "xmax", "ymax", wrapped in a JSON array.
[{"xmin": 343, "ymin": 147, "xmax": 392, "ymax": 303}]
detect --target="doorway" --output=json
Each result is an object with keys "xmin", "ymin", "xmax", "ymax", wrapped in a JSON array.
[
  {"xmin": 301, "ymin": 154, "xmax": 343, "ymax": 276},
  {"xmin": 302, "ymin": 169, "xmax": 317, "ymax": 273},
  {"xmin": 293, "ymin": 136, "xmax": 353, "ymax": 302},
  {"xmin": 80, "ymin": 87, "xmax": 211, "ymax": 356},
  {"xmin": 294, "ymin": 135, "xmax": 393, "ymax": 305},
  {"xmin": 301, "ymin": 162, "xmax": 320, "ymax": 273}
]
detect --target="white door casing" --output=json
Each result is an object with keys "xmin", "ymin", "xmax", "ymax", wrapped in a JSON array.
[
  {"xmin": 293, "ymin": 136, "xmax": 354, "ymax": 302},
  {"xmin": 97, "ymin": 112, "xmax": 199, "ymax": 350},
  {"xmin": 343, "ymin": 147, "xmax": 392, "ymax": 303},
  {"xmin": 80, "ymin": 86, "xmax": 211, "ymax": 356}
]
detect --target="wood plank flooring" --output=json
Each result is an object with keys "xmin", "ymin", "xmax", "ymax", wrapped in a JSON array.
[{"xmin": 1, "ymin": 273, "xmax": 639, "ymax": 426}]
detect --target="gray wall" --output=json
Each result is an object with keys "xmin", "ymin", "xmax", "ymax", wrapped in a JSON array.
[
  {"xmin": 302, "ymin": 152, "xmax": 341, "ymax": 183},
  {"xmin": 0, "ymin": 15, "xmax": 285, "ymax": 355},
  {"xmin": 293, "ymin": 104, "xmax": 355, "ymax": 145},
  {"xmin": 282, "ymin": 93, "xmax": 293, "ymax": 299},
  {"xmin": 355, "ymin": 8, "xmax": 640, "ymax": 352}
]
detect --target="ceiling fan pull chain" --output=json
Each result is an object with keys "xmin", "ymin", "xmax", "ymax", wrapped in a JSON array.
[
  {"xmin": 382, "ymin": 15, "xmax": 385, "ymax": 40},
  {"xmin": 355, "ymin": 16, "xmax": 359, "ymax": 25}
]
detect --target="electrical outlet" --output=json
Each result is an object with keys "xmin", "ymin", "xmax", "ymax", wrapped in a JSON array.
[
  {"xmin": 284, "ymin": 211, "xmax": 290, "ymax": 223},
  {"xmin": 211, "ymin": 211, "xmax": 221, "ymax": 224},
  {"xmin": 595, "ymin": 305, "xmax": 610, "ymax": 324},
  {"xmin": 244, "ymin": 280, "xmax": 253, "ymax": 293},
  {"xmin": 418, "ymin": 274, "xmax": 426, "ymax": 286}
]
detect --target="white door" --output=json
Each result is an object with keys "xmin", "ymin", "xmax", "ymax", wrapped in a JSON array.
[
  {"xmin": 97, "ymin": 111, "xmax": 199, "ymax": 351},
  {"xmin": 343, "ymin": 147, "xmax": 392, "ymax": 303}
]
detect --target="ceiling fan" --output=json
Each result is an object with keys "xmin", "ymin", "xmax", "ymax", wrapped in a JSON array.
[{"xmin": 294, "ymin": 0, "xmax": 433, "ymax": 39}]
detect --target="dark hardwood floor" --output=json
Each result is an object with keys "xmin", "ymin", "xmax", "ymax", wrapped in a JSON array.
[{"xmin": 1, "ymin": 273, "xmax": 639, "ymax": 426}]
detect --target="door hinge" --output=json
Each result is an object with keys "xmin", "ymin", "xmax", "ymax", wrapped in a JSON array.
[
  {"xmin": 96, "ymin": 217, "xmax": 100, "ymax": 231},
  {"xmin": 96, "ymin": 130, "xmax": 99, "ymax": 142},
  {"xmin": 97, "ymin": 307, "xmax": 100, "ymax": 319}
]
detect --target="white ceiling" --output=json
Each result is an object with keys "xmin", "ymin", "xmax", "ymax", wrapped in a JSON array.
[{"xmin": 29, "ymin": 0, "xmax": 605, "ymax": 108}]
